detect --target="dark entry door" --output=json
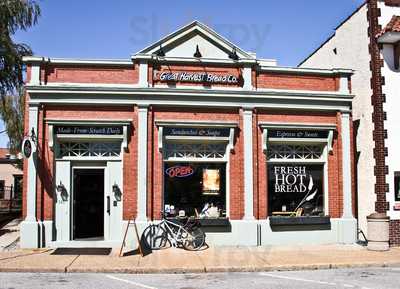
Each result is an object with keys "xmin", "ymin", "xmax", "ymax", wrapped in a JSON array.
[{"xmin": 73, "ymin": 169, "xmax": 104, "ymax": 239}]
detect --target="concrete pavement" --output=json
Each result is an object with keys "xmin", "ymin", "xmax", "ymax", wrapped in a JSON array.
[
  {"xmin": 0, "ymin": 244, "xmax": 399, "ymax": 274},
  {"xmin": 2, "ymin": 268, "xmax": 400, "ymax": 289}
]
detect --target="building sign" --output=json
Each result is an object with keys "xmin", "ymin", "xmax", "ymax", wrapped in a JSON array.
[
  {"xmin": 164, "ymin": 127, "xmax": 230, "ymax": 137},
  {"xmin": 165, "ymin": 165, "xmax": 195, "ymax": 178},
  {"xmin": 155, "ymin": 71, "xmax": 239, "ymax": 84},
  {"xmin": 268, "ymin": 164, "xmax": 324, "ymax": 216},
  {"xmin": 55, "ymin": 126, "xmax": 123, "ymax": 135},
  {"xmin": 21, "ymin": 138, "xmax": 33, "ymax": 159},
  {"xmin": 268, "ymin": 129, "xmax": 329, "ymax": 139}
]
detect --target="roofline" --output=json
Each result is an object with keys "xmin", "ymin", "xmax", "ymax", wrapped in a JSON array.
[
  {"xmin": 260, "ymin": 66, "xmax": 353, "ymax": 76},
  {"xmin": 23, "ymin": 56, "xmax": 133, "ymax": 66},
  {"xmin": 135, "ymin": 20, "xmax": 254, "ymax": 59},
  {"xmin": 298, "ymin": 1, "xmax": 367, "ymax": 67}
]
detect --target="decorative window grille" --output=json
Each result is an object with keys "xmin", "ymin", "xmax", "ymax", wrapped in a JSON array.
[
  {"xmin": 58, "ymin": 142, "xmax": 121, "ymax": 158},
  {"xmin": 267, "ymin": 144, "xmax": 324, "ymax": 160},
  {"xmin": 163, "ymin": 142, "xmax": 226, "ymax": 160}
]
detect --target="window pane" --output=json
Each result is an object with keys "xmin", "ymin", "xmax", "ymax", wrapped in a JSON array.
[
  {"xmin": 268, "ymin": 164, "xmax": 324, "ymax": 216},
  {"xmin": 395, "ymin": 172, "xmax": 400, "ymax": 202},
  {"xmin": 164, "ymin": 162, "xmax": 226, "ymax": 218}
]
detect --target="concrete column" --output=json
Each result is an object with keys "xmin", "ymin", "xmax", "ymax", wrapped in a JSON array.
[
  {"xmin": 137, "ymin": 105, "xmax": 148, "ymax": 221},
  {"xmin": 30, "ymin": 64, "xmax": 41, "ymax": 85},
  {"xmin": 339, "ymin": 76, "xmax": 350, "ymax": 94},
  {"xmin": 138, "ymin": 61, "xmax": 149, "ymax": 87},
  {"xmin": 341, "ymin": 111, "xmax": 353, "ymax": 219},
  {"xmin": 339, "ymin": 111, "xmax": 357, "ymax": 244},
  {"xmin": 242, "ymin": 107, "xmax": 255, "ymax": 220},
  {"xmin": 242, "ymin": 66, "xmax": 253, "ymax": 90},
  {"xmin": 20, "ymin": 104, "xmax": 40, "ymax": 248}
]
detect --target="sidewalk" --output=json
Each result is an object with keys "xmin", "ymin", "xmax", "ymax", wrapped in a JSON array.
[{"xmin": 0, "ymin": 244, "xmax": 399, "ymax": 273}]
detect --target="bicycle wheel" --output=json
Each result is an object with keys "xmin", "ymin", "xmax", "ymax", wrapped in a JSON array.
[
  {"xmin": 142, "ymin": 224, "xmax": 169, "ymax": 250},
  {"xmin": 183, "ymin": 227, "xmax": 205, "ymax": 251}
]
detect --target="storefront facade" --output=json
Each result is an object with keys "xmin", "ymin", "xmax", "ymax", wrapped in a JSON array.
[{"xmin": 21, "ymin": 21, "xmax": 356, "ymax": 248}]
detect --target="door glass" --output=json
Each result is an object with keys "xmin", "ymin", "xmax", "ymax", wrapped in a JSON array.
[{"xmin": 73, "ymin": 169, "xmax": 104, "ymax": 239}]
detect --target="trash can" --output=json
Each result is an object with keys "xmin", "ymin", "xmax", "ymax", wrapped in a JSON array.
[{"xmin": 367, "ymin": 213, "xmax": 390, "ymax": 251}]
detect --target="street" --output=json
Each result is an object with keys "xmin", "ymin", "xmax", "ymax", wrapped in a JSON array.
[{"xmin": 0, "ymin": 267, "xmax": 399, "ymax": 289}]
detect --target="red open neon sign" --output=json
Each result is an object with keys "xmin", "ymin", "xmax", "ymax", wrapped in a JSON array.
[{"xmin": 166, "ymin": 165, "xmax": 194, "ymax": 178}]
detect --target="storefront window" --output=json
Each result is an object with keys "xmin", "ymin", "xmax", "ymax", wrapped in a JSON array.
[
  {"xmin": 268, "ymin": 164, "xmax": 324, "ymax": 216},
  {"xmin": 164, "ymin": 162, "xmax": 226, "ymax": 218},
  {"xmin": 394, "ymin": 172, "xmax": 400, "ymax": 202}
]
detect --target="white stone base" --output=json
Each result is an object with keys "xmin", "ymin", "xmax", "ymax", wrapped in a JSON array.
[
  {"xmin": 338, "ymin": 218, "xmax": 358, "ymax": 244},
  {"xmin": 20, "ymin": 220, "xmax": 40, "ymax": 248},
  {"xmin": 30, "ymin": 218, "xmax": 358, "ymax": 248},
  {"xmin": 40, "ymin": 221, "xmax": 54, "ymax": 247}
]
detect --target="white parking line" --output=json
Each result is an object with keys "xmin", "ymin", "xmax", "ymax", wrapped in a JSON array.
[
  {"xmin": 105, "ymin": 274, "xmax": 158, "ymax": 289},
  {"xmin": 260, "ymin": 272, "xmax": 337, "ymax": 286}
]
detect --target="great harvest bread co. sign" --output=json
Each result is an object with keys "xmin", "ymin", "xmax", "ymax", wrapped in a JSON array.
[{"xmin": 155, "ymin": 71, "xmax": 239, "ymax": 84}]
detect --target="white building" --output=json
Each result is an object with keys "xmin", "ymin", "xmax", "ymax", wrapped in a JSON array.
[{"xmin": 300, "ymin": 0, "xmax": 400, "ymax": 245}]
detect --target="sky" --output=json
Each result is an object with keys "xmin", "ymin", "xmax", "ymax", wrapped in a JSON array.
[{"xmin": 1, "ymin": 0, "xmax": 366, "ymax": 148}]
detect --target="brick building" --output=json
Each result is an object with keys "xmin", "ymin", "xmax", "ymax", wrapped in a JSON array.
[
  {"xmin": 21, "ymin": 21, "xmax": 356, "ymax": 248},
  {"xmin": 300, "ymin": 0, "xmax": 400, "ymax": 246}
]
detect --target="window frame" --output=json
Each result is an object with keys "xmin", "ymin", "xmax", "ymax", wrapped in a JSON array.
[{"xmin": 260, "ymin": 123, "xmax": 335, "ymax": 218}]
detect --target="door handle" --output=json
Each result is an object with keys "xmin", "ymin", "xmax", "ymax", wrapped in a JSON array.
[{"xmin": 107, "ymin": 196, "xmax": 110, "ymax": 214}]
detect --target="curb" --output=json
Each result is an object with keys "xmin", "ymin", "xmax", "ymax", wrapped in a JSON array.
[{"xmin": 0, "ymin": 262, "xmax": 400, "ymax": 274}]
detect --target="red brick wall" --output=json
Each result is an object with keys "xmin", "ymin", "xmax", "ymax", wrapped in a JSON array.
[
  {"xmin": 152, "ymin": 64, "xmax": 242, "ymax": 88},
  {"xmin": 43, "ymin": 64, "xmax": 139, "ymax": 85},
  {"xmin": 390, "ymin": 220, "xmax": 400, "ymax": 246},
  {"xmin": 255, "ymin": 110, "xmax": 346, "ymax": 218},
  {"xmin": 256, "ymin": 73, "xmax": 339, "ymax": 91}
]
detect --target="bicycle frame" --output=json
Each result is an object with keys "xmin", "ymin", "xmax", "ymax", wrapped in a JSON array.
[{"xmin": 155, "ymin": 218, "xmax": 190, "ymax": 248}]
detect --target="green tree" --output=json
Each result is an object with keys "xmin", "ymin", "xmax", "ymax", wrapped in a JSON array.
[
  {"xmin": 0, "ymin": 0, "xmax": 40, "ymax": 153},
  {"xmin": 0, "ymin": 87, "xmax": 24, "ymax": 156}
]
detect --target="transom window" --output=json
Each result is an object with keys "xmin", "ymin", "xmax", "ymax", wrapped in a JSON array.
[
  {"xmin": 58, "ymin": 141, "xmax": 121, "ymax": 158},
  {"xmin": 163, "ymin": 142, "xmax": 226, "ymax": 160},
  {"xmin": 267, "ymin": 144, "xmax": 324, "ymax": 161}
]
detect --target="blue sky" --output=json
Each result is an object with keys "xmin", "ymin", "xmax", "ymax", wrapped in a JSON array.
[{"xmin": 1, "ymin": 0, "xmax": 366, "ymax": 148}]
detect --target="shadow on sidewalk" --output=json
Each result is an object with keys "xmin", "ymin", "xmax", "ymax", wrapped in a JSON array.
[
  {"xmin": 51, "ymin": 248, "xmax": 112, "ymax": 256},
  {"xmin": 0, "ymin": 249, "xmax": 52, "ymax": 262}
]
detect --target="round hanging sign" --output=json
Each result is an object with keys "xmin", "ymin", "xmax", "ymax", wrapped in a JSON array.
[{"xmin": 22, "ymin": 138, "xmax": 33, "ymax": 159}]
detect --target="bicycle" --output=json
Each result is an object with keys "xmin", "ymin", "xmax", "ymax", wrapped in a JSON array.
[{"xmin": 143, "ymin": 212, "xmax": 206, "ymax": 251}]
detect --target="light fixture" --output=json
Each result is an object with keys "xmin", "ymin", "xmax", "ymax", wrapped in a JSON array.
[
  {"xmin": 56, "ymin": 181, "xmax": 65, "ymax": 193},
  {"xmin": 30, "ymin": 127, "xmax": 37, "ymax": 144},
  {"xmin": 194, "ymin": 45, "xmax": 202, "ymax": 58},
  {"xmin": 156, "ymin": 44, "xmax": 165, "ymax": 57},
  {"xmin": 113, "ymin": 183, "xmax": 122, "ymax": 201},
  {"xmin": 56, "ymin": 181, "xmax": 68, "ymax": 201},
  {"xmin": 228, "ymin": 47, "xmax": 239, "ymax": 61}
]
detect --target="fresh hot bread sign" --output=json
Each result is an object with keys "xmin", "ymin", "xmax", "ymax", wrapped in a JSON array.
[{"xmin": 155, "ymin": 71, "xmax": 239, "ymax": 84}]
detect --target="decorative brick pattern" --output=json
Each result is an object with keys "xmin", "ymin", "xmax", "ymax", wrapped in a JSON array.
[{"xmin": 367, "ymin": 0, "xmax": 389, "ymax": 214}]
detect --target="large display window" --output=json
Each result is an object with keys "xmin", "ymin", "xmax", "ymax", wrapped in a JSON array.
[
  {"xmin": 164, "ymin": 162, "xmax": 226, "ymax": 218},
  {"xmin": 268, "ymin": 164, "xmax": 324, "ymax": 216}
]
